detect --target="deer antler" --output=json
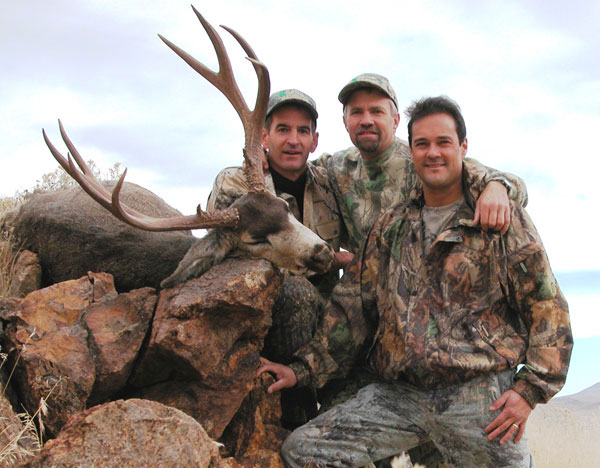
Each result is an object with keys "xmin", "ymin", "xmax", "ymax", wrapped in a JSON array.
[
  {"xmin": 42, "ymin": 9, "xmax": 271, "ymax": 231},
  {"xmin": 43, "ymin": 120, "xmax": 240, "ymax": 231},
  {"xmin": 158, "ymin": 5, "xmax": 269, "ymax": 192}
]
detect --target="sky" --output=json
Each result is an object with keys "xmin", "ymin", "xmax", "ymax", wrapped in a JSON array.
[{"xmin": 1, "ymin": 0, "xmax": 598, "ymax": 396}]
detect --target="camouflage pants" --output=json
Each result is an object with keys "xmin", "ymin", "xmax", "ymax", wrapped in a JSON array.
[
  {"xmin": 262, "ymin": 276, "xmax": 325, "ymax": 429},
  {"xmin": 282, "ymin": 370, "xmax": 533, "ymax": 468},
  {"xmin": 317, "ymin": 369, "xmax": 444, "ymax": 468}
]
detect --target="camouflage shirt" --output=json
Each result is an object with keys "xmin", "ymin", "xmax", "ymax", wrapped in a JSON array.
[
  {"xmin": 207, "ymin": 164, "xmax": 346, "ymax": 297},
  {"xmin": 314, "ymin": 137, "xmax": 528, "ymax": 253},
  {"xmin": 291, "ymin": 181, "xmax": 571, "ymax": 409}
]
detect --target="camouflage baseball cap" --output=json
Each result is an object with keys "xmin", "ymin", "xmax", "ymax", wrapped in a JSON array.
[
  {"xmin": 338, "ymin": 73, "xmax": 398, "ymax": 108},
  {"xmin": 267, "ymin": 89, "xmax": 318, "ymax": 120}
]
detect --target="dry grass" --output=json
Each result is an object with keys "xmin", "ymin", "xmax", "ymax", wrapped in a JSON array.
[
  {"xmin": 0, "ymin": 232, "xmax": 19, "ymax": 298},
  {"xmin": 0, "ymin": 346, "xmax": 45, "ymax": 467},
  {"xmin": 0, "ymin": 406, "xmax": 42, "ymax": 467},
  {"xmin": 0, "ymin": 197, "xmax": 21, "ymax": 297}
]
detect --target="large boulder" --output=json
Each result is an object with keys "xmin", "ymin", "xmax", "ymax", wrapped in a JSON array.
[
  {"xmin": 21, "ymin": 399, "xmax": 234, "ymax": 468},
  {"xmin": 132, "ymin": 258, "xmax": 283, "ymax": 439},
  {"xmin": 7, "ymin": 182, "xmax": 196, "ymax": 292},
  {"xmin": 2, "ymin": 272, "xmax": 156, "ymax": 436}
]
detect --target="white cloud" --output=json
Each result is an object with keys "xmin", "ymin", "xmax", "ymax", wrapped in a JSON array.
[{"xmin": 566, "ymin": 293, "xmax": 600, "ymax": 339}]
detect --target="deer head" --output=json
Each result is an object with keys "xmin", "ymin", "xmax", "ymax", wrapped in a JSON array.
[{"xmin": 42, "ymin": 7, "xmax": 334, "ymax": 289}]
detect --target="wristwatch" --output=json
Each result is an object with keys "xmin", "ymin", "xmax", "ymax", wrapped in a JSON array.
[{"xmin": 491, "ymin": 178, "xmax": 512, "ymax": 193}]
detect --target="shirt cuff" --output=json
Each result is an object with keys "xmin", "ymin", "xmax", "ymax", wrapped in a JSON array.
[
  {"xmin": 512, "ymin": 378, "xmax": 543, "ymax": 409},
  {"xmin": 289, "ymin": 361, "xmax": 312, "ymax": 388}
]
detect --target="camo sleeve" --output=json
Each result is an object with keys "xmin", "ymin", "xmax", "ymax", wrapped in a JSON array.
[
  {"xmin": 291, "ymin": 215, "xmax": 384, "ymax": 389},
  {"xmin": 504, "ymin": 206, "xmax": 573, "ymax": 407},
  {"xmin": 206, "ymin": 167, "xmax": 250, "ymax": 212},
  {"xmin": 464, "ymin": 157, "xmax": 529, "ymax": 207}
]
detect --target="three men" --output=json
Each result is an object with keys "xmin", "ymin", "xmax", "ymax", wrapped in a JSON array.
[
  {"xmin": 209, "ymin": 78, "xmax": 526, "ymax": 435},
  {"xmin": 258, "ymin": 96, "xmax": 572, "ymax": 467}
]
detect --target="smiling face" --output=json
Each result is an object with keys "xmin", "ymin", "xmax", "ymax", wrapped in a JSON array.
[
  {"xmin": 410, "ymin": 113, "xmax": 468, "ymax": 206},
  {"xmin": 342, "ymin": 88, "xmax": 399, "ymax": 160},
  {"xmin": 262, "ymin": 105, "xmax": 319, "ymax": 181}
]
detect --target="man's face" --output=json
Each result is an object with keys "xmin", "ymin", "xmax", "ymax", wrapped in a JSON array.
[
  {"xmin": 263, "ymin": 106, "xmax": 318, "ymax": 181},
  {"xmin": 410, "ymin": 113, "xmax": 467, "ymax": 205},
  {"xmin": 342, "ymin": 89, "xmax": 399, "ymax": 160}
]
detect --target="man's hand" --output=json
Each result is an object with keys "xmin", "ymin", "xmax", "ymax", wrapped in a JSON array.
[
  {"xmin": 473, "ymin": 181, "xmax": 510, "ymax": 234},
  {"xmin": 256, "ymin": 357, "xmax": 297, "ymax": 393},
  {"xmin": 333, "ymin": 251, "xmax": 355, "ymax": 270},
  {"xmin": 485, "ymin": 389, "xmax": 532, "ymax": 445}
]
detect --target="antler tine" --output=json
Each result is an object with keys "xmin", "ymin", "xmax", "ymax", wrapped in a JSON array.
[
  {"xmin": 220, "ymin": 24, "xmax": 259, "ymax": 60},
  {"xmin": 221, "ymin": 25, "xmax": 270, "ymax": 123},
  {"xmin": 57, "ymin": 120, "xmax": 127, "ymax": 206},
  {"xmin": 57, "ymin": 120, "xmax": 95, "ymax": 177},
  {"xmin": 158, "ymin": 6, "xmax": 248, "ymax": 122},
  {"xmin": 220, "ymin": 25, "xmax": 271, "ymax": 191},
  {"xmin": 43, "ymin": 122, "xmax": 240, "ymax": 231},
  {"xmin": 159, "ymin": 7, "xmax": 268, "ymax": 192},
  {"xmin": 241, "ymin": 56, "xmax": 270, "ymax": 193},
  {"xmin": 43, "ymin": 125, "xmax": 114, "ymax": 213}
]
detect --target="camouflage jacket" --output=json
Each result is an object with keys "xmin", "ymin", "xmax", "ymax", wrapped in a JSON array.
[
  {"xmin": 207, "ymin": 164, "xmax": 346, "ymax": 297},
  {"xmin": 314, "ymin": 137, "xmax": 528, "ymax": 253},
  {"xmin": 291, "ymin": 182, "xmax": 571, "ymax": 408}
]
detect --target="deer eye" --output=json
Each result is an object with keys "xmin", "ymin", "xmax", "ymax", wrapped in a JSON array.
[{"xmin": 245, "ymin": 237, "xmax": 270, "ymax": 246}]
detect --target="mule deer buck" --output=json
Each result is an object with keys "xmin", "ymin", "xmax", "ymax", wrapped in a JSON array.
[{"xmin": 42, "ymin": 6, "xmax": 334, "ymax": 289}]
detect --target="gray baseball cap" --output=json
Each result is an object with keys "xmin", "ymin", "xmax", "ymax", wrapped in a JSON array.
[
  {"xmin": 267, "ymin": 89, "xmax": 318, "ymax": 120},
  {"xmin": 338, "ymin": 73, "xmax": 398, "ymax": 108}
]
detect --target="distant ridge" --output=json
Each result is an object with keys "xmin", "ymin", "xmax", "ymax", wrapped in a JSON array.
[{"xmin": 548, "ymin": 381, "xmax": 600, "ymax": 413}]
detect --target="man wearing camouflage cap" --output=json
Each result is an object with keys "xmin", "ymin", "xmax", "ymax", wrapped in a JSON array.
[{"xmin": 207, "ymin": 89, "xmax": 347, "ymax": 429}]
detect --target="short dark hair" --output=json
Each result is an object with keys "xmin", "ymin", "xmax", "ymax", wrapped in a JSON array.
[
  {"xmin": 264, "ymin": 104, "xmax": 317, "ymax": 133},
  {"xmin": 405, "ymin": 96, "xmax": 466, "ymax": 146}
]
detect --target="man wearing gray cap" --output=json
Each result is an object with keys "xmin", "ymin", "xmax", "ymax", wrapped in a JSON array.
[{"xmin": 207, "ymin": 89, "xmax": 346, "ymax": 429}]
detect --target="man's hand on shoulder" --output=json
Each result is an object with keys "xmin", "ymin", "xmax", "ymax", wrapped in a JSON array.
[
  {"xmin": 256, "ymin": 357, "xmax": 297, "ymax": 393},
  {"xmin": 485, "ymin": 389, "xmax": 532, "ymax": 445},
  {"xmin": 473, "ymin": 180, "xmax": 511, "ymax": 235}
]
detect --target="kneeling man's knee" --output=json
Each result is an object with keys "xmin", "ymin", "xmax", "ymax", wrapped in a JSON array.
[{"xmin": 281, "ymin": 427, "xmax": 315, "ymax": 468}]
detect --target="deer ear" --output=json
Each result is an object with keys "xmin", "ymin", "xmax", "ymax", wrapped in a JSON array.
[{"xmin": 160, "ymin": 230, "xmax": 236, "ymax": 288}]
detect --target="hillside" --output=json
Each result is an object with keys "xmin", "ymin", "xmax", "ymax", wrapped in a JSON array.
[
  {"xmin": 548, "ymin": 381, "xmax": 600, "ymax": 413},
  {"xmin": 528, "ymin": 381, "xmax": 600, "ymax": 467}
]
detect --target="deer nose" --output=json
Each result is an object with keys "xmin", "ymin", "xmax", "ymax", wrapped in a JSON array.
[{"xmin": 305, "ymin": 243, "xmax": 335, "ymax": 274}]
